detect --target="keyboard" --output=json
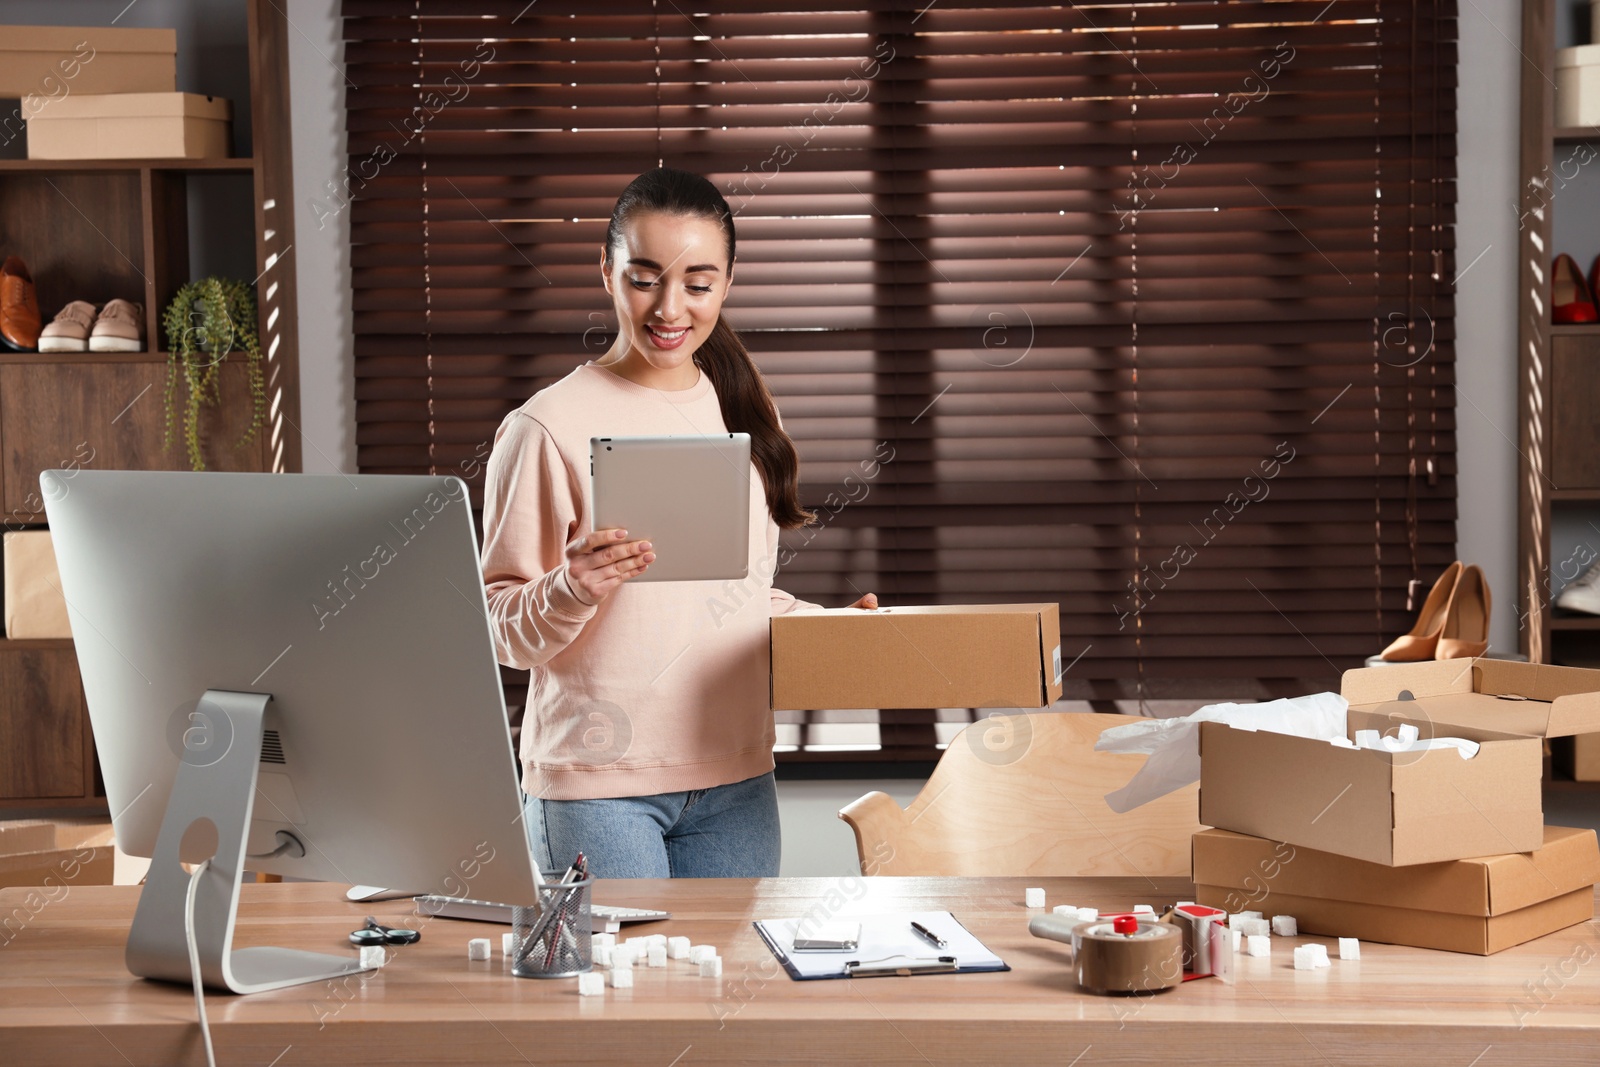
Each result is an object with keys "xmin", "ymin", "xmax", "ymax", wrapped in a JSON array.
[{"xmin": 414, "ymin": 894, "xmax": 670, "ymax": 934}]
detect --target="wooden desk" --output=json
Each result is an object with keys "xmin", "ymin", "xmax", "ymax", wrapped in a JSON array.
[{"xmin": 4, "ymin": 876, "xmax": 1598, "ymax": 1066}]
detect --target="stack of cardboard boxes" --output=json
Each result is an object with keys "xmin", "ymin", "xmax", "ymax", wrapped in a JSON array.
[
  {"xmin": 1, "ymin": 25, "xmax": 231, "ymax": 160},
  {"xmin": 1193, "ymin": 659, "xmax": 1600, "ymax": 954}
]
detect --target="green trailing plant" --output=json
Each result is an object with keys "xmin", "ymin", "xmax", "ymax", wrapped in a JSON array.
[{"xmin": 161, "ymin": 277, "xmax": 267, "ymax": 471}]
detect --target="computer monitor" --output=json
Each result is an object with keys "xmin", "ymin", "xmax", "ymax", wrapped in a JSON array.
[{"xmin": 43, "ymin": 469, "xmax": 541, "ymax": 994}]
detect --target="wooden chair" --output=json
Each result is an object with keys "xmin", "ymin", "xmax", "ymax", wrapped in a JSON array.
[{"xmin": 839, "ymin": 713, "xmax": 1202, "ymax": 877}]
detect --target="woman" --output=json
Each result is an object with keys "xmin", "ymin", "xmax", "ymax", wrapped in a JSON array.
[{"xmin": 481, "ymin": 168, "xmax": 875, "ymax": 878}]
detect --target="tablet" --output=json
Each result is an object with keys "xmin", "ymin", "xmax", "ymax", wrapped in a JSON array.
[{"xmin": 590, "ymin": 433, "xmax": 751, "ymax": 582}]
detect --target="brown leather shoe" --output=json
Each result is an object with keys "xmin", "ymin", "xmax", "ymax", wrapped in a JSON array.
[{"xmin": 0, "ymin": 256, "xmax": 41, "ymax": 352}]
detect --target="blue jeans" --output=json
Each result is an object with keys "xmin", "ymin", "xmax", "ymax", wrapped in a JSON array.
[{"xmin": 522, "ymin": 771, "xmax": 781, "ymax": 879}]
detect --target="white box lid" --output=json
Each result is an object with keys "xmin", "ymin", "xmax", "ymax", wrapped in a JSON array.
[{"xmin": 1556, "ymin": 44, "xmax": 1600, "ymax": 68}]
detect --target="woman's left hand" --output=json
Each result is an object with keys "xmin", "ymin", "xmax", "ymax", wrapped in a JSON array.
[{"xmin": 848, "ymin": 592, "xmax": 878, "ymax": 610}]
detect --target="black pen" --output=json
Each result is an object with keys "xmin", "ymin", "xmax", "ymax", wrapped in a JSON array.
[{"xmin": 910, "ymin": 921, "xmax": 946, "ymax": 949}]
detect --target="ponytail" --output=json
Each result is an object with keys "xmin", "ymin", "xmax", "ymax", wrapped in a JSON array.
[
  {"xmin": 695, "ymin": 316, "xmax": 814, "ymax": 529},
  {"xmin": 606, "ymin": 166, "xmax": 815, "ymax": 529}
]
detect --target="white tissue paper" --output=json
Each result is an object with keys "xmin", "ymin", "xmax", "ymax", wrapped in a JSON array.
[{"xmin": 1095, "ymin": 692, "xmax": 1349, "ymax": 812}]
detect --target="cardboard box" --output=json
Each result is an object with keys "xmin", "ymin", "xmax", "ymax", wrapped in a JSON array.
[
  {"xmin": 0, "ymin": 25, "xmax": 175, "ymax": 98},
  {"xmin": 3, "ymin": 530, "xmax": 72, "ymax": 639},
  {"xmin": 1557, "ymin": 45, "xmax": 1600, "ymax": 127},
  {"xmin": 770, "ymin": 603, "xmax": 1063, "ymax": 711},
  {"xmin": 1199, "ymin": 659, "xmax": 1600, "ymax": 866},
  {"xmin": 0, "ymin": 818, "xmax": 115, "ymax": 891},
  {"xmin": 1193, "ymin": 825, "xmax": 1600, "ymax": 955},
  {"xmin": 28, "ymin": 92, "xmax": 231, "ymax": 161},
  {"xmin": 1551, "ymin": 733, "xmax": 1600, "ymax": 781}
]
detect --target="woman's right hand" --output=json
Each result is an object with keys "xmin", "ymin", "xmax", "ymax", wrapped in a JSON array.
[{"xmin": 564, "ymin": 528, "xmax": 655, "ymax": 605}]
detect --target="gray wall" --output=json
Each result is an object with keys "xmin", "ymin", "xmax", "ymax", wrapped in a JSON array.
[{"xmin": 281, "ymin": 0, "xmax": 1528, "ymax": 873}]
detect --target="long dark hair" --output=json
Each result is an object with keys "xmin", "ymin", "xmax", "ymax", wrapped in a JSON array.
[{"xmin": 604, "ymin": 167, "xmax": 814, "ymax": 529}]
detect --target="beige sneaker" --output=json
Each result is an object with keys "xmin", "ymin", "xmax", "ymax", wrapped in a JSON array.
[
  {"xmin": 88, "ymin": 298, "xmax": 144, "ymax": 352},
  {"xmin": 38, "ymin": 300, "xmax": 97, "ymax": 353}
]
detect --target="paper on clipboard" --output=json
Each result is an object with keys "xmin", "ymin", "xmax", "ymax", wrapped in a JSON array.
[{"xmin": 753, "ymin": 910, "xmax": 1008, "ymax": 980}]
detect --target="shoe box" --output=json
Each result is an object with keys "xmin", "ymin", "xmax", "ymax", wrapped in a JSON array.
[
  {"xmin": 1558, "ymin": 45, "xmax": 1600, "ymax": 127},
  {"xmin": 1192, "ymin": 824, "xmax": 1600, "ymax": 955},
  {"xmin": 770, "ymin": 603, "xmax": 1063, "ymax": 711},
  {"xmin": 1199, "ymin": 659, "xmax": 1600, "ymax": 866},
  {"xmin": 0, "ymin": 24, "xmax": 174, "ymax": 98},
  {"xmin": 27, "ymin": 91, "xmax": 231, "ymax": 161}
]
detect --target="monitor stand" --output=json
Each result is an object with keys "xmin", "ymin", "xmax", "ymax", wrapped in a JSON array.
[{"xmin": 125, "ymin": 690, "xmax": 369, "ymax": 993}]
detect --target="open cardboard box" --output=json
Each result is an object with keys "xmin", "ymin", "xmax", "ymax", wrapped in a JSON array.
[
  {"xmin": 771, "ymin": 603, "xmax": 1063, "ymax": 711},
  {"xmin": 1199, "ymin": 659, "xmax": 1600, "ymax": 866},
  {"xmin": 1193, "ymin": 825, "xmax": 1600, "ymax": 955}
]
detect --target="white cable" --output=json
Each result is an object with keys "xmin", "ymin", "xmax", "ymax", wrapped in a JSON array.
[{"xmin": 185, "ymin": 860, "xmax": 218, "ymax": 1067}]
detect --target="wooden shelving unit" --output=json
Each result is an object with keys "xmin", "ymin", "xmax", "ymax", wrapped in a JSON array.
[
  {"xmin": 0, "ymin": 1, "xmax": 301, "ymax": 810},
  {"xmin": 1520, "ymin": 0, "xmax": 1600, "ymax": 788}
]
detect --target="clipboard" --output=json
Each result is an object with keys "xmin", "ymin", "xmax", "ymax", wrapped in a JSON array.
[{"xmin": 752, "ymin": 910, "xmax": 1009, "ymax": 980}]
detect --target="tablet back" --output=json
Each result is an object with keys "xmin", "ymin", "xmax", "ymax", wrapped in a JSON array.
[{"xmin": 590, "ymin": 433, "xmax": 752, "ymax": 582}]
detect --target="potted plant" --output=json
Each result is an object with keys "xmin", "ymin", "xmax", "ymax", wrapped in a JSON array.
[{"xmin": 161, "ymin": 277, "xmax": 267, "ymax": 471}]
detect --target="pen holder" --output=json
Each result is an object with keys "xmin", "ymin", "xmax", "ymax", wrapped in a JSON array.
[{"xmin": 511, "ymin": 874, "xmax": 593, "ymax": 979}]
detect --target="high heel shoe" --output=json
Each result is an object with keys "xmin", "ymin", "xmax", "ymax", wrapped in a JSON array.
[
  {"xmin": 1437, "ymin": 564, "xmax": 1491, "ymax": 659},
  {"xmin": 1554, "ymin": 253, "xmax": 1599, "ymax": 324},
  {"xmin": 1379, "ymin": 561, "xmax": 1461, "ymax": 661}
]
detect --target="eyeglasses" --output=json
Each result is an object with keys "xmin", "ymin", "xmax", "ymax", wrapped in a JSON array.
[{"xmin": 348, "ymin": 915, "xmax": 421, "ymax": 947}]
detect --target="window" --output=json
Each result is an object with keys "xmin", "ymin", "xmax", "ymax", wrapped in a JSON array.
[{"xmin": 341, "ymin": 1, "xmax": 1457, "ymax": 763}]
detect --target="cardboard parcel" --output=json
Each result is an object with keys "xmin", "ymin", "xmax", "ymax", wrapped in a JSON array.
[
  {"xmin": 770, "ymin": 603, "xmax": 1063, "ymax": 711},
  {"xmin": 0, "ymin": 24, "xmax": 175, "ymax": 98},
  {"xmin": 1199, "ymin": 659, "xmax": 1600, "ymax": 866},
  {"xmin": 1193, "ymin": 825, "xmax": 1600, "ymax": 955},
  {"xmin": 3, "ymin": 530, "xmax": 72, "ymax": 639}
]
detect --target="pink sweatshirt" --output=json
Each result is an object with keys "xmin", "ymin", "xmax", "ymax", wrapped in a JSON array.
[{"xmin": 480, "ymin": 362, "xmax": 816, "ymax": 801}]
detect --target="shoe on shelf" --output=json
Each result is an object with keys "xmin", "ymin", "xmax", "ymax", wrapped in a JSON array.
[
  {"xmin": 1380, "ymin": 560, "xmax": 1462, "ymax": 661},
  {"xmin": 1437, "ymin": 563, "xmax": 1491, "ymax": 659},
  {"xmin": 0, "ymin": 256, "xmax": 41, "ymax": 351},
  {"xmin": 1557, "ymin": 558, "xmax": 1600, "ymax": 615},
  {"xmin": 1554, "ymin": 253, "xmax": 1600, "ymax": 324},
  {"xmin": 89, "ymin": 298, "xmax": 144, "ymax": 352},
  {"xmin": 38, "ymin": 300, "xmax": 97, "ymax": 353}
]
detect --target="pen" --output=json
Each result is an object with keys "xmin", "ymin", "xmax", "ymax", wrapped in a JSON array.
[{"xmin": 910, "ymin": 921, "xmax": 947, "ymax": 949}]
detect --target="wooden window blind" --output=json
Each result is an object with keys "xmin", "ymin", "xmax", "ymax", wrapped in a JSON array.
[{"xmin": 340, "ymin": 0, "xmax": 1457, "ymax": 764}]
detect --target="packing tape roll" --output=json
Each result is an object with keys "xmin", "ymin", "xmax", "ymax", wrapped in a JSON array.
[{"xmin": 1074, "ymin": 920, "xmax": 1183, "ymax": 995}]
